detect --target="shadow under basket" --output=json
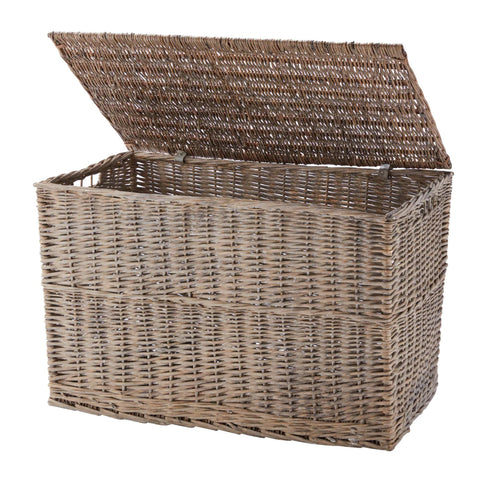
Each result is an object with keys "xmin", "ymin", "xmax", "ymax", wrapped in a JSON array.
[{"xmin": 37, "ymin": 33, "xmax": 453, "ymax": 450}]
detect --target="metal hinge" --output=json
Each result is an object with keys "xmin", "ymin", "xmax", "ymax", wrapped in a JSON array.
[
  {"xmin": 378, "ymin": 164, "xmax": 392, "ymax": 179},
  {"xmin": 174, "ymin": 150, "xmax": 187, "ymax": 164}
]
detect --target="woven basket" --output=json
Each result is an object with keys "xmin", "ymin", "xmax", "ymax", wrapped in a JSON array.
[{"xmin": 36, "ymin": 33, "xmax": 453, "ymax": 450}]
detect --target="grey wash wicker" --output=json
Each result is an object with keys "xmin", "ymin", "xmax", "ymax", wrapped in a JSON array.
[{"xmin": 35, "ymin": 33, "xmax": 452, "ymax": 450}]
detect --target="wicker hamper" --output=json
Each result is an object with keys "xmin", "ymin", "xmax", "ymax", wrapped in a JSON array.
[{"xmin": 36, "ymin": 33, "xmax": 453, "ymax": 450}]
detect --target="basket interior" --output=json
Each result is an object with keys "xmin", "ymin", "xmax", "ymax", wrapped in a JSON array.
[{"xmin": 78, "ymin": 154, "xmax": 444, "ymax": 216}]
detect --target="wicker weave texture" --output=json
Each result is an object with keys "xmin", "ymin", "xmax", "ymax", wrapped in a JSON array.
[
  {"xmin": 49, "ymin": 33, "xmax": 450, "ymax": 169},
  {"xmin": 36, "ymin": 153, "xmax": 452, "ymax": 449}
]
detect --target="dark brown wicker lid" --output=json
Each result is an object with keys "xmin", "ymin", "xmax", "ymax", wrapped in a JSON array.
[{"xmin": 49, "ymin": 32, "xmax": 450, "ymax": 169}]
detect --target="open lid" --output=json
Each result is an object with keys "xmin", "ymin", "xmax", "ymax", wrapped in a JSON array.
[{"xmin": 49, "ymin": 32, "xmax": 450, "ymax": 169}]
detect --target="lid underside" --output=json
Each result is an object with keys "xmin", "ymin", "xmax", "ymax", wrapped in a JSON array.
[{"xmin": 49, "ymin": 32, "xmax": 450, "ymax": 169}]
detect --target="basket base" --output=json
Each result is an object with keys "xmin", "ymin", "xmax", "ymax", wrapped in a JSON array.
[{"xmin": 46, "ymin": 389, "xmax": 435, "ymax": 450}]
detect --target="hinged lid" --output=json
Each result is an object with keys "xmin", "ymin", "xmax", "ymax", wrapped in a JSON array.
[{"xmin": 49, "ymin": 32, "xmax": 450, "ymax": 169}]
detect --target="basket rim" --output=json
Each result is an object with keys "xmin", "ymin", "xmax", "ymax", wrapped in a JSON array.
[
  {"xmin": 34, "ymin": 180, "xmax": 387, "ymax": 221},
  {"xmin": 35, "ymin": 152, "xmax": 452, "ymax": 223}
]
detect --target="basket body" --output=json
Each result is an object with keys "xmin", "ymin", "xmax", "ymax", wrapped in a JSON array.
[{"xmin": 36, "ymin": 153, "xmax": 452, "ymax": 449}]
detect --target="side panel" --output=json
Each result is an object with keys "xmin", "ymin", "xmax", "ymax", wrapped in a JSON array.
[
  {"xmin": 37, "ymin": 184, "xmax": 395, "ymax": 448},
  {"xmin": 389, "ymin": 174, "xmax": 453, "ymax": 444}
]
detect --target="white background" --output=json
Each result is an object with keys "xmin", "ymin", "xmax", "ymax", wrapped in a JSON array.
[{"xmin": 1, "ymin": 1, "xmax": 478, "ymax": 478}]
